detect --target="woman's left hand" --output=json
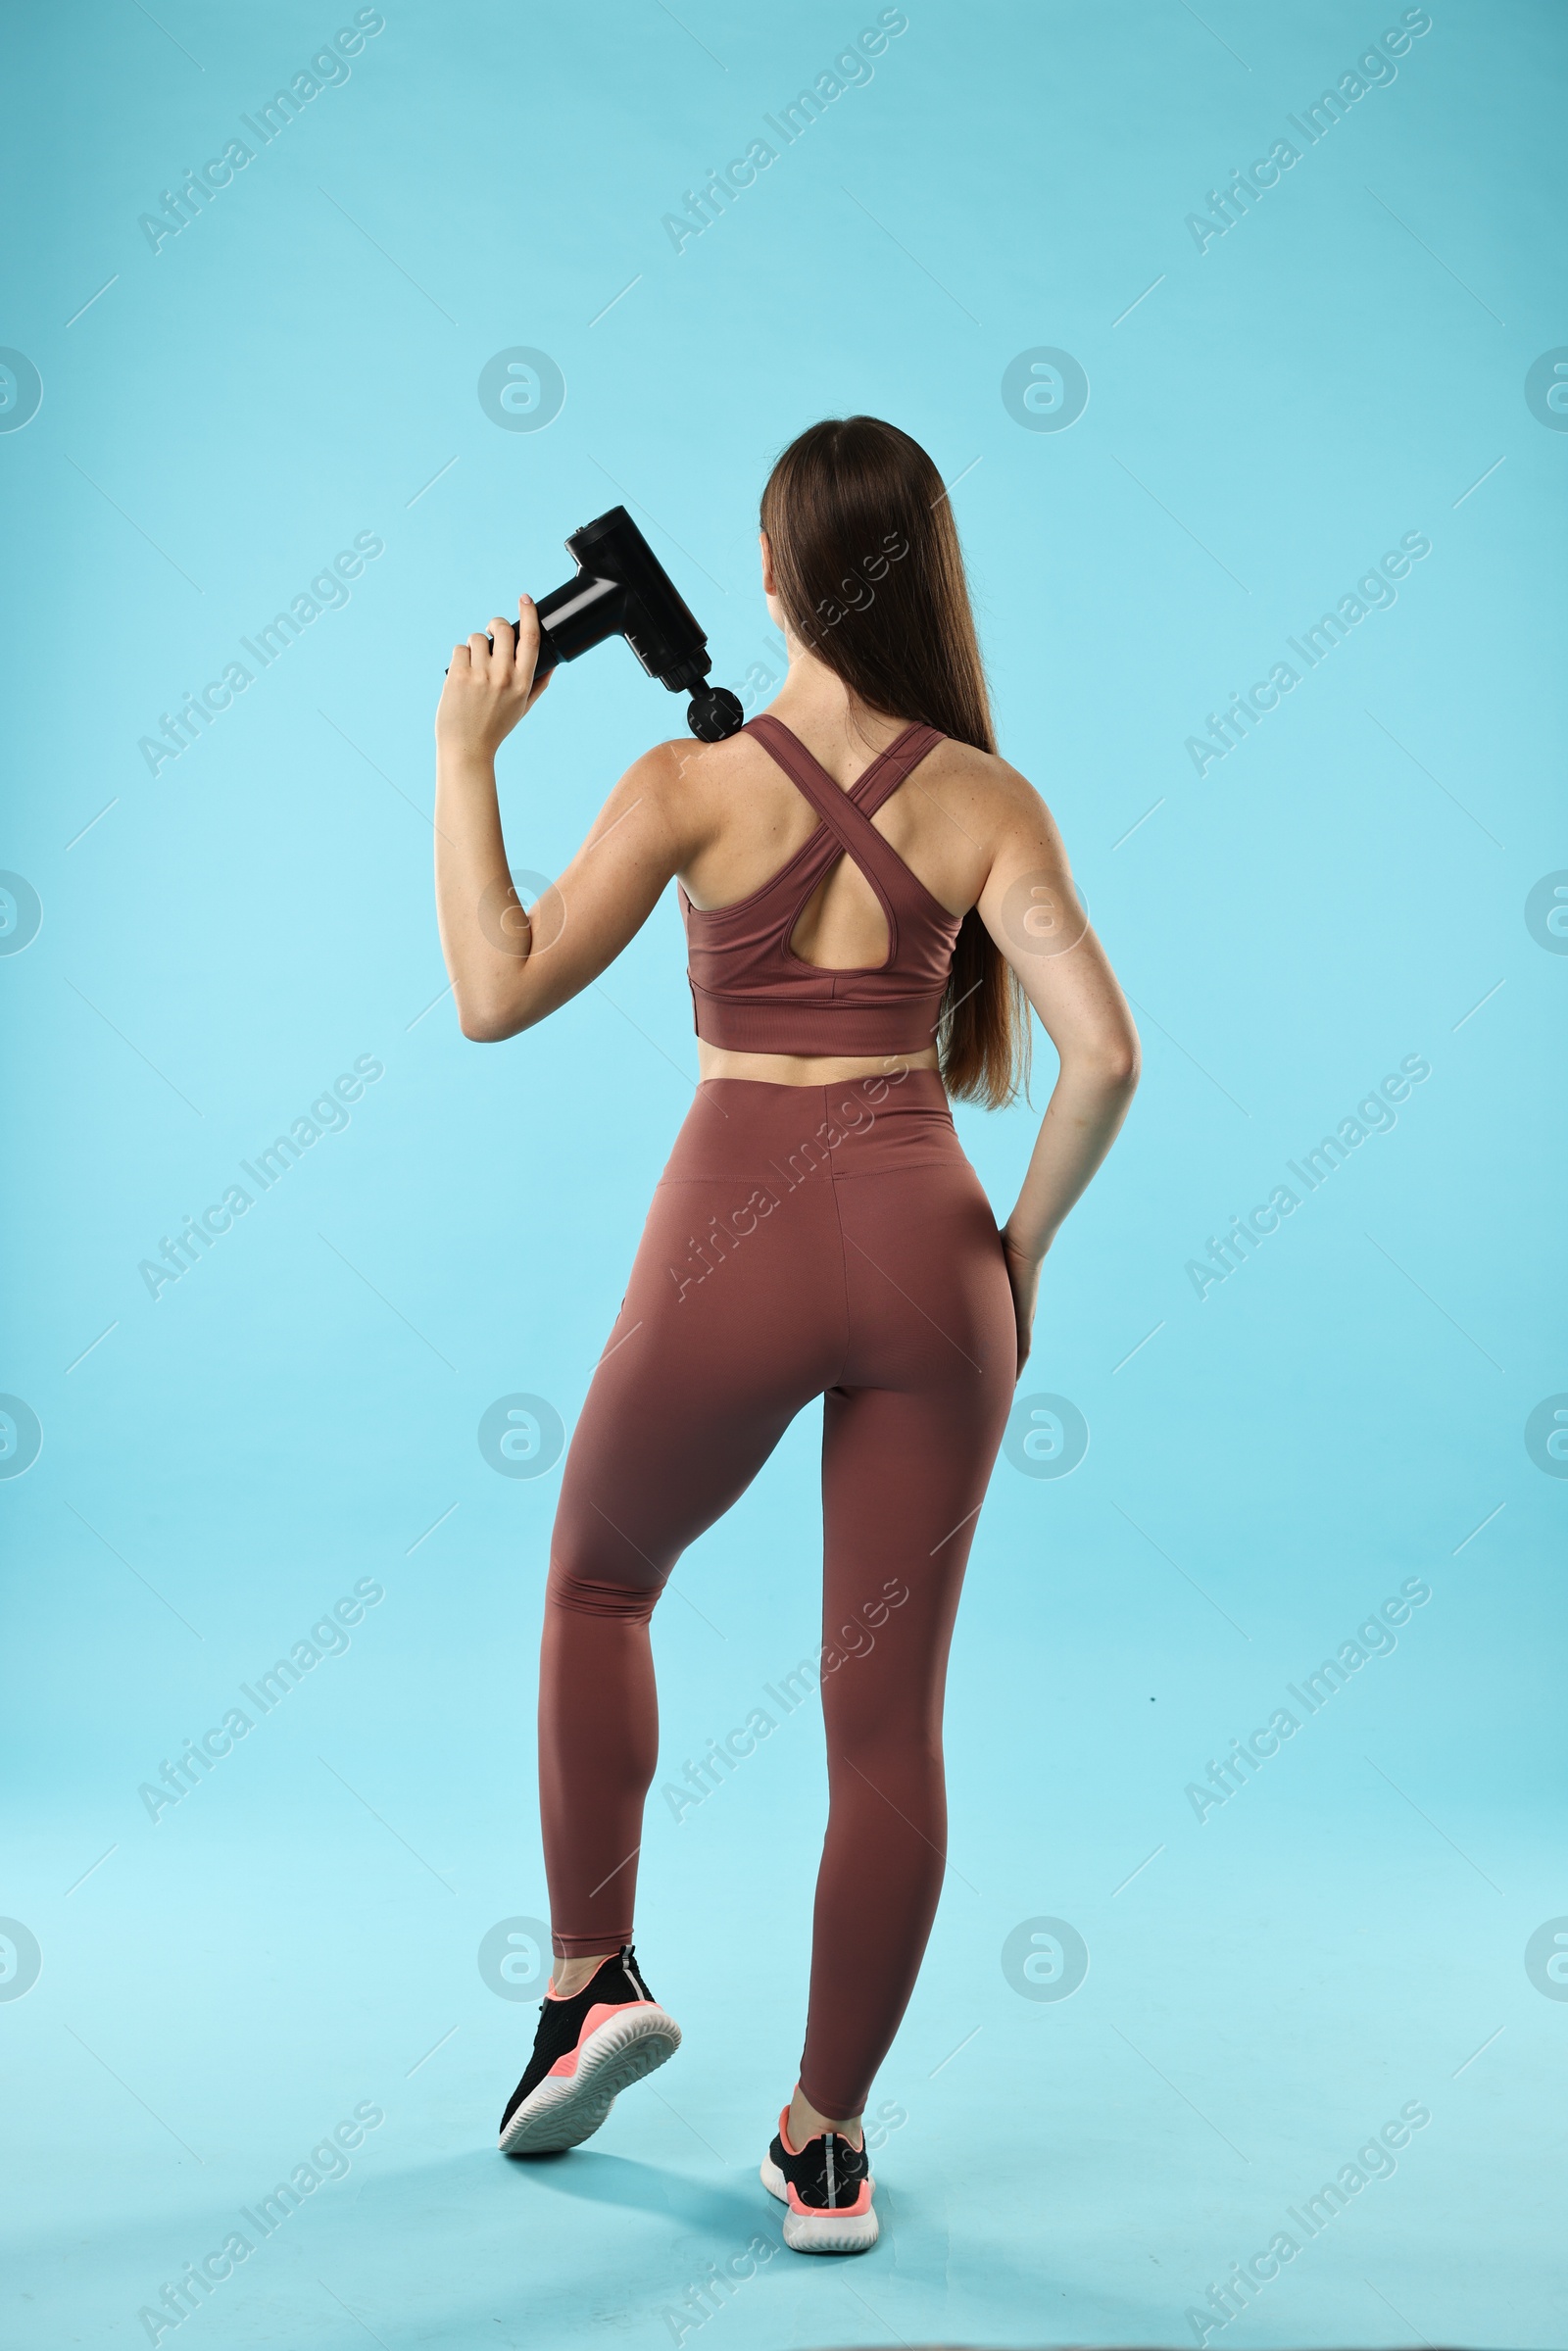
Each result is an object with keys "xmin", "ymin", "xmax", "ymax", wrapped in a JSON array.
[{"xmin": 1001, "ymin": 1232, "xmax": 1042, "ymax": 1377}]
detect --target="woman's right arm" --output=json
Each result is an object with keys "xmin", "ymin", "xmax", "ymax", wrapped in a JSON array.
[{"xmin": 433, "ymin": 597, "xmax": 691, "ymax": 1042}]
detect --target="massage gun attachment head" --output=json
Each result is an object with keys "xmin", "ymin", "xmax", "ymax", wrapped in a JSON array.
[{"xmin": 687, "ymin": 685, "xmax": 746, "ymax": 743}]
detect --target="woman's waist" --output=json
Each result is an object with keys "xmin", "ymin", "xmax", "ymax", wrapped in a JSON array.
[
  {"xmin": 697, "ymin": 1040, "xmax": 940, "ymax": 1088},
  {"xmin": 660, "ymin": 1064, "xmax": 971, "ymax": 1184}
]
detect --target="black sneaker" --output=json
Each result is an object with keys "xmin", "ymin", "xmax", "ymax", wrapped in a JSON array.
[
  {"xmin": 497, "ymin": 1945, "xmax": 680, "ymax": 2156},
  {"xmin": 760, "ymin": 2105, "xmax": 879, "ymax": 2252}
]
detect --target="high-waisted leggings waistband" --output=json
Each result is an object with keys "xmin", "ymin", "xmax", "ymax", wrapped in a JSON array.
[{"xmin": 662, "ymin": 1066, "xmax": 963, "ymax": 1185}]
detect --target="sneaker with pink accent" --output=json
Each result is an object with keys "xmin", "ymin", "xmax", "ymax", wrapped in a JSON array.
[
  {"xmin": 760, "ymin": 2107, "xmax": 879, "ymax": 2253},
  {"xmin": 498, "ymin": 1945, "xmax": 680, "ymax": 2156}
]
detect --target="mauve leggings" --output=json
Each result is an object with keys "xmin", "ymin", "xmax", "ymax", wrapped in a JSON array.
[{"xmin": 538, "ymin": 1068, "xmax": 1016, "ymax": 2119}]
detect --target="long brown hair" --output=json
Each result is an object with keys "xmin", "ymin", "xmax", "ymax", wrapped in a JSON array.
[{"xmin": 759, "ymin": 416, "xmax": 1028, "ymax": 1108}]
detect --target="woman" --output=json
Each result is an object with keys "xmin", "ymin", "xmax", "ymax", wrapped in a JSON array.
[{"xmin": 433, "ymin": 416, "xmax": 1139, "ymax": 2255}]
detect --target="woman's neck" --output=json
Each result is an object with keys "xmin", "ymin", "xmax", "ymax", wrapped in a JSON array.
[{"xmin": 762, "ymin": 647, "xmax": 906, "ymax": 780}]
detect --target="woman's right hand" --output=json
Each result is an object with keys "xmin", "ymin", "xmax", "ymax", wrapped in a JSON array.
[
  {"xmin": 1001, "ymin": 1232, "xmax": 1042, "ymax": 1378},
  {"xmin": 436, "ymin": 594, "xmax": 552, "ymax": 762}
]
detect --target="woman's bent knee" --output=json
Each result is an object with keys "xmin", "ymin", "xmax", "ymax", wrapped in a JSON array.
[{"xmin": 545, "ymin": 1555, "xmax": 661, "ymax": 1623}]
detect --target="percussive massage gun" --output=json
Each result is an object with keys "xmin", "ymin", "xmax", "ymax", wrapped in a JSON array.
[{"xmin": 480, "ymin": 506, "xmax": 746, "ymax": 743}]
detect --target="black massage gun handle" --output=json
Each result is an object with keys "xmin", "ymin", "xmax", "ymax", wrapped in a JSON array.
[
  {"xmin": 487, "ymin": 576, "xmax": 693, "ymax": 697},
  {"xmin": 470, "ymin": 504, "xmax": 745, "ymax": 739},
  {"xmin": 521, "ymin": 566, "xmax": 627, "ymax": 678},
  {"xmin": 477, "ymin": 582, "xmax": 610, "ymax": 676}
]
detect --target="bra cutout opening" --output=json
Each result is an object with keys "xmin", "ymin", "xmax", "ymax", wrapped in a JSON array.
[{"xmin": 785, "ymin": 848, "xmax": 894, "ymax": 972}]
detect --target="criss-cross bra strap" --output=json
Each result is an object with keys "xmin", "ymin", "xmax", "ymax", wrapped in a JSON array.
[
  {"xmin": 843, "ymin": 722, "xmax": 947, "ymax": 828},
  {"xmin": 744, "ymin": 715, "xmax": 945, "ymax": 908}
]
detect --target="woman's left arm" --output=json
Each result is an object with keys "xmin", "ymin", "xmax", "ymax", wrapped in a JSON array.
[{"xmin": 434, "ymin": 597, "xmax": 689, "ymax": 1042}]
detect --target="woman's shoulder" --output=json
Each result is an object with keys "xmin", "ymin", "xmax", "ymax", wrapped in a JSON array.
[
  {"xmin": 917, "ymin": 735, "xmax": 1053, "ymax": 828},
  {"xmin": 612, "ymin": 729, "xmax": 774, "ymax": 860},
  {"xmin": 627, "ymin": 728, "xmax": 772, "ymax": 806},
  {"xmin": 618, "ymin": 724, "xmax": 1049, "ymax": 849}
]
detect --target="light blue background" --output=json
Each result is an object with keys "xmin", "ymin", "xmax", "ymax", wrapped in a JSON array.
[{"xmin": 2, "ymin": 3, "xmax": 1564, "ymax": 2345}]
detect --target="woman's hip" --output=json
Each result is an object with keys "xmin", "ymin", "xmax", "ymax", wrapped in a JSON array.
[{"xmin": 620, "ymin": 1074, "xmax": 1012, "ymax": 1396}]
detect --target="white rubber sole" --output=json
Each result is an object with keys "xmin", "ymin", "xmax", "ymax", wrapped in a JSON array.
[
  {"xmin": 499, "ymin": 2006, "xmax": 681, "ymax": 2155},
  {"xmin": 760, "ymin": 2155, "xmax": 880, "ymax": 2253}
]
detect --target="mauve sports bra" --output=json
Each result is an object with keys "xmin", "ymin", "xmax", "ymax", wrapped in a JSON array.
[{"xmin": 677, "ymin": 711, "xmax": 963, "ymax": 1056}]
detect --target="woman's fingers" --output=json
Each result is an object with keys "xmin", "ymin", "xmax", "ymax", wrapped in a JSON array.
[
  {"xmin": 455, "ymin": 611, "xmax": 537, "ymax": 684},
  {"xmin": 513, "ymin": 597, "xmax": 542, "ymax": 693},
  {"xmin": 437, "ymin": 603, "xmax": 542, "ymax": 750}
]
